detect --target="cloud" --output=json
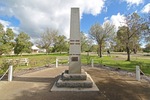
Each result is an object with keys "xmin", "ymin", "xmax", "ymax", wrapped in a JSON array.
[
  {"xmin": 0, "ymin": 19, "xmax": 10, "ymax": 30},
  {"xmin": 0, "ymin": 19, "xmax": 19, "ymax": 34},
  {"xmin": 123, "ymin": 0, "xmax": 143, "ymax": 6},
  {"xmin": 0, "ymin": 0, "xmax": 105, "ymax": 39},
  {"xmin": 141, "ymin": 3, "xmax": 150, "ymax": 13},
  {"xmin": 109, "ymin": 13, "xmax": 126, "ymax": 31}
]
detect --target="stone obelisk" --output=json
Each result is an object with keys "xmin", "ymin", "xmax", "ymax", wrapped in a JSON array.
[
  {"xmin": 69, "ymin": 8, "xmax": 81, "ymax": 74},
  {"xmin": 51, "ymin": 8, "xmax": 99, "ymax": 91}
]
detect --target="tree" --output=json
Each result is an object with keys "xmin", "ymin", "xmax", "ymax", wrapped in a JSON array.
[
  {"xmin": 14, "ymin": 32, "xmax": 32, "ymax": 55},
  {"xmin": 36, "ymin": 28, "xmax": 58, "ymax": 53},
  {"xmin": 81, "ymin": 32, "xmax": 92, "ymax": 52},
  {"xmin": 0, "ymin": 23, "xmax": 15, "ymax": 55},
  {"xmin": 143, "ymin": 12, "xmax": 150, "ymax": 43},
  {"xmin": 53, "ymin": 35, "xmax": 69, "ymax": 53},
  {"xmin": 89, "ymin": 21, "xmax": 115, "ymax": 57},
  {"xmin": 112, "ymin": 36, "xmax": 125, "ymax": 52},
  {"xmin": 81, "ymin": 32, "xmax": 87, "ymax": 52},
  {"xmin": 117, "ymin": 13, "xmax": 147, "ymax": 61},
  {"xmin": 117, "ymin": 26, "xmax": 140, "ymax": 53},
  {"xmin": 143, "ymin": 43, "xmax": 150, "ymax": 53}
]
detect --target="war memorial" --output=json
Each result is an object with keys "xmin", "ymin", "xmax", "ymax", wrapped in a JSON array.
[{"xmin": 51, "ymin": 8, "xmax": 98, "ymax": 91}]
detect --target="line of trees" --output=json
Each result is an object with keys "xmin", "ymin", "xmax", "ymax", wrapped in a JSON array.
[
  {"xmin": 0, "ymin": 12, "xmax": 149, "ymax": 61},
  {"xmin": 0, "ymin": 23, "xmax": 33, "ymax": 55},
  {"xmin": 89, "ymin": 12, "xmax": 149, "ymax": 61},
  {"xmin": 36, "ymin": 28, "xmax": 69, "ymax": 54}
]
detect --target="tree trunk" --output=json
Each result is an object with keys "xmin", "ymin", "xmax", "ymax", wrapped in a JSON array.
[
  {"xmin": 87, "ymin": 51, "xmax": 89, "ymax": 56},
  {"xmin": 126, "ymin": 45, "xmax": 130, "ymax": 61},
  {"xmin": 97, "ymin": 48, "xmax": 99, "ymax": 56},
  {"xmin": 133, "ymin": 48, "xmax": 137, "ymax": 54},
  {"xmin": 0, "ymin": 52, "xmax": 3, "ymax": 56},
  {"xmin": 99, "ymin": 44, "xmax": 102, "ymax": 58},
  {"xmin": 86, "ymin": 51, "xmax": 90, "ymax": 65}
]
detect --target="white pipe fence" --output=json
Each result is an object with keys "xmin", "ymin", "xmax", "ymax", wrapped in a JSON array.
[
  {"xmin": 136, "ymin": 66, "xmax": 140, "ymax": 81},
  {"xmin": 91, "ymin": 59, "xmax": 144, "ymax": 81},
  {"xmin": 56, "ymin": 57, "xmax": 69, "ymax": 68},
  {"xmin": 0, "ymin": 69, "xmax": 9, "ymax": 81},
  {"xmin": 8, "ymin": 65, "xmax": 13, "ymax": 81},
  {"xmin": 0, "ymin": 65, "xmax": 13, "ymax": 81},
  {"xmin": 91, "ymin": 59, "xmax": 94, "ymax": 68},
  {"xmin": 56, "ymin": 59, "xmax": 58, "ymax": 68}
]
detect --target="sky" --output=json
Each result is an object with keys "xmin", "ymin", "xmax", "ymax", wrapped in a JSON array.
[{"xmin": 0, "ymin": 0, "xmax": 149, "ymax": 42}]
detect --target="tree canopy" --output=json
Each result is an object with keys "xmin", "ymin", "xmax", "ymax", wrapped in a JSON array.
[
  {"xmin": 36, "ymin": 28, "xmax": 58, "ymax": 53},
  {"xmin": 14, "ymin": 32, "xmax": 32, "ymax": 55},
  {"xmin": 89, "ymin": 21, "xmax": 115, "ymax": 57},
  {"xmin": 53, "ymin": 35, "xmax": 69, "ymax": 53},
  {"xmin": 0, "ymin": 23, "xmax": 15, "ymax": 55},
  {"xmin": 116, "ymin": 13, "xmax": 148, "ymax": 61}
]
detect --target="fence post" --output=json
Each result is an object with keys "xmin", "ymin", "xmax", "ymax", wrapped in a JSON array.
[
  {"xmin": 91, "ymin": 59, "xmax": 94, "ymax": 68},
  {"xmin": 136, "ymin": 66, "xmax": 140, "ymax": 81},
  {"xmin": 8, "ymin": 65, "xmax": 13, "ymax": 81},
  {"xmin": 56, "ymin": 59, "xmax": 58, "ymax": 68}
]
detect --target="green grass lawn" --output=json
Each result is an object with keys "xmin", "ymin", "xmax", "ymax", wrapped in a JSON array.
[
  {"xmin": 0, "ymin": 52, "xmax": 150, "ymax": 75},
  {"xmin": 81, "ymin": 53, "xmax": 150, "ymax": 75}
]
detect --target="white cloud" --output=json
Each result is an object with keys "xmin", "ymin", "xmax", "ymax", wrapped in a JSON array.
[
  {"xmin": 123, "ymin": 0, "xmax": 143, "ymax": 6},
  {"xmin": 110, "ymin": 13, "xmax": 126, "ymax": 31},
  {"xmin": 0, "ymin": 0, "xmax": 105, "ymax": 39},
  {"xmin": 0, "ymin": 19, "xmax": 10, "ymax": 30},
  {"xmin": 0, "ymin": 19, "xmax": 19, "ymax": 34},
  {"xmin": 104, "ymin": 17, "xmax": 109, "ymax": 21},
  {"xmin": 141, "ymin": 3, "xmax": 150, "ymax": 13}
]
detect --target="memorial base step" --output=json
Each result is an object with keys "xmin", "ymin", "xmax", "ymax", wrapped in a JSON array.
[{"xmin": 56, "ymin": 76, "xmax": 93, "ymax": 88}]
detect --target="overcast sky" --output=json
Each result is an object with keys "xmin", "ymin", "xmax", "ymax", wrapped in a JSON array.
[{"xmin": 0, "ymin": 0, "xmax": 149, "ymax": 41}]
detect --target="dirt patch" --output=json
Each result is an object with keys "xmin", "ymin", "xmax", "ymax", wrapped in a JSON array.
[{"xmin": 85, "ymin": 67, "xmax": 150, "ymax": 100}]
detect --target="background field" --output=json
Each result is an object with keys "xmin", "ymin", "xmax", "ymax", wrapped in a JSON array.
[{"xmin": 0, "ymin": 52, "xmax": 150, "ymax": 75}]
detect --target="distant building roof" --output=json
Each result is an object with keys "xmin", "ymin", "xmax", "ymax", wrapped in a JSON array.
[{"xmin": 31, "ymin": 45, "xmax": 39, "ymax": 50}]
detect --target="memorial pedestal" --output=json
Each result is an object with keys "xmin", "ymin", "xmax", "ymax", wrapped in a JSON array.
[
  {"xmin": 56, "ymin": 70, "xmax": 93, "ymax": 88},
  {"xmin": 51, "ymin": 69, "xmax": 99, "ymax": 91}
]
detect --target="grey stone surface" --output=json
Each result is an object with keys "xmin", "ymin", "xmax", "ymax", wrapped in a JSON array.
[
  {"xmin": 69, "ymin": 8, "xmax": 81, "ymax": 74},
  {"xmin": 61, "ymin": 70, "xmax": 87, "ymax": 80},
  {"xmin": 56, "ymin": 77, "xmax": 93, "ymax": 88},
  {"xmin": 51, "ymin": 72, "xmax": 99, "ymax": 91},
  {"xmin": 54, "ymin": 71, "xmax": 95, "ymax": 88},
  {"xmin": 62, "ymin": 73, "xmax": 87, "ymax": 80}
]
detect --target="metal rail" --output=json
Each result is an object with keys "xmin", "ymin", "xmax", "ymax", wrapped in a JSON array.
[{"xmin": 0, "ymin": 69, "xmax": 9, "ymax": 80}]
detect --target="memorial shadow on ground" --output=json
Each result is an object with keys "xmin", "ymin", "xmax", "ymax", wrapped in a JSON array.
[
  {"xmin": 95, "ymin": 79, "xmax": 141, "ymax": 100},
  {"xmin": 10, "ymin": 68, "xmax": 150, "ymax": 100},
  {"xmin": 86, "ymin": 69, "xmax": 150, "ymax": 100},
  {"xmin": 12, "ymin": 76, "xmax": 107, "ymax": 100},
  {"xmin": 13, "ymin": 76, "xmax": 54, "ymax": 83}
]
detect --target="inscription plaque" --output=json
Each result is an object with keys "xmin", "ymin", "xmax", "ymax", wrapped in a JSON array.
[{"xmin": 71, "ymin": 57, "xmax": 78, "ymax": 61}]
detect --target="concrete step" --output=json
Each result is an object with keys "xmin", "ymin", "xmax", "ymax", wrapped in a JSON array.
[
  {"xmin": 61, "ymin": 73, "xmax": 87, "ymax": 80},
  {"xmin": 56, "ymin": 77, "xmax": 93, "ymax": 88}
]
